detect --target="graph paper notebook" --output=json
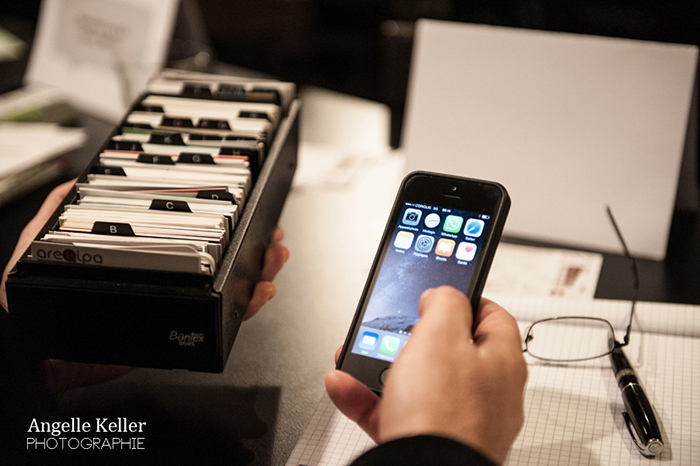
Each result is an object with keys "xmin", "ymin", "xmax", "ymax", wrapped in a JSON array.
[{"xmin": 286, "ymin": 296, "xmax": 700, "ymax": 466}]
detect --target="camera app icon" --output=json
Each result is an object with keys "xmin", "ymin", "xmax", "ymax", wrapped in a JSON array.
[
  {"xmin": 414, "ymin": 235, "xmax": 435, "ymax": 253},
  {"xmin": 402, "ymin": 208, "xmax": 422, "ymax": 226}
]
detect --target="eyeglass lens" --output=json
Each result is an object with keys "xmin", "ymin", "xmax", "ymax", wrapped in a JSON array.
[{"xmin": 525, "ymin": 317, "xmax": 616, "ymax": 362}]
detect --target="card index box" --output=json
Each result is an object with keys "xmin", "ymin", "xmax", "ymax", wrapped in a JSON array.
[{"xmin": 5, "ymin": 99, "xmax": 299, "ymax": 373}]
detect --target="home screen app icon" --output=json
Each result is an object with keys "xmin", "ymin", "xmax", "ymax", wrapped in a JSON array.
[
  {"xmin": 402, "ymin": 208, "xmax": 422, "ymax": 226},
  {"xmin": 443, "ymin": 215, "xmax": 463, "ymax": 233},
  {"xmin": 464, "ymin": 218, "xmax": 485, "ymax": 237},
  {"xmin": 456, "ymin": 242, "xmax": 477, "ymax": 261},
  {"xmin": 414, "ymin": 235, "xmax": 435, "ymax": 253},
  {"xmin": 359, "ymin": 331, "xmax": 379, "ymax": 350},
  {"xmin": 394, "ymin": 231, "xmax": 414, "ymax": 249},
  {"xmin": 380, "ymin": 335, "xmax": 400, "ymax": 355},
  {"xmin": 435, "ymin": 238, "xmax": 455, "ymax": 257}
]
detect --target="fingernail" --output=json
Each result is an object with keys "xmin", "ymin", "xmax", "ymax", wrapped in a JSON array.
[{"xmin": 420, "ymin": 288, "xmax": 434, "ymax": 299}]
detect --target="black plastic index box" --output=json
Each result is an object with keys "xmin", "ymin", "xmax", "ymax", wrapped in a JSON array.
[{"xmin": 5, "ymin": 97, "xmax": 299, "ymax": 373}]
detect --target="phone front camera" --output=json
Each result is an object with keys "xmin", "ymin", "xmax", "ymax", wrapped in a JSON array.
[{"xmin": 452, "ymin": 186, "xmax": 457, "ymax": 191}]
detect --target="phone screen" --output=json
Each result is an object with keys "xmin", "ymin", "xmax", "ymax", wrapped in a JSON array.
[{"xmin": 349, "ymin": 201, "xmax": 492, "ymax": 363}]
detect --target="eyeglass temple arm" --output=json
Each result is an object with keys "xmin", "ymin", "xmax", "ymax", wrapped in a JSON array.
[{"xmin": 606, "ymin": 206, "xmax": 639, "ymax": 346}]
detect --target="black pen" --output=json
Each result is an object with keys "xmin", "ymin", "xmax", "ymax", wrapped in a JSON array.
[{"xmin": 610, "ymin": 346, "xmax": 664, "ymax": 457}]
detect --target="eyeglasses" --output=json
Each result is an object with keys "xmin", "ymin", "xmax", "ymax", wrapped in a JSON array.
[{"xmin": 522, "ymin": 207, "xmax": 639, "ymax": 362}]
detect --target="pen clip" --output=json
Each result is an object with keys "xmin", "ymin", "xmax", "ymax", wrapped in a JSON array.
[{"xmin": 623, "ymin": 411, "xmax": 662, "ymax": 458}]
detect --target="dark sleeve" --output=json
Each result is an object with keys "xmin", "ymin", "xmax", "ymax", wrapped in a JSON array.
[
  {"xmin": 349, "ymin": 435, "xmax": 497, "ymax": 466},
  {"xmin": 0, "ymin": 308, "xmax": 57, "ymax": 463}
]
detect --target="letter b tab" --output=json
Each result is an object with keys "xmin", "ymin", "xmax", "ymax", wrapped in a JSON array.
[{"xmin": 92, "ymin": 222, "xmax": 136, "ymax": 236}]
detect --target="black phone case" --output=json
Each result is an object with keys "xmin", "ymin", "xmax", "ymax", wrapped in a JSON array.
[
  {"xmin": 5, "ymin": 99, "xmax": 300, "ymax": 373},
  {"xmin": 336, "ymin": 171, "xmax": 510, "ymax": 391}
]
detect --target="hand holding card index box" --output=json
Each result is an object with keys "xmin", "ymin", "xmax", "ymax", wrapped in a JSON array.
[{"xmin": 6, "ymin": 70, "xmax": 299, "ymax": 372}]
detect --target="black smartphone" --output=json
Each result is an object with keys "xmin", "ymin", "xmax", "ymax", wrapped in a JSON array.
[{"xmin": 336, "ymin": 171, "xmax": 510, "ymax": 392}]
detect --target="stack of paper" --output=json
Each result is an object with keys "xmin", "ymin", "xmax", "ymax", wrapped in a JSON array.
[{"xmin": 0, "ymin": 122, "xmax": 85, "ymax": 206}]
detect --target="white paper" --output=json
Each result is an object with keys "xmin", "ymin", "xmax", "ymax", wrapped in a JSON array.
[
  {"xmin": 485, "ymin": 244, "xmax": 603, "ymax": 300},
  {"xmin": 25, "ymin": 0, "xmax": 179, "ymax": 121},
  {"xmin": 0, "ymin": 122, "xmax": 86, "ymax": 205},
  {"xmin": 404, "ymin": 20, "xmax": 698, "ymax": 260},
  {"xmin": 292, "ymin": 142, "xmax": 379, "ymax": 189}
]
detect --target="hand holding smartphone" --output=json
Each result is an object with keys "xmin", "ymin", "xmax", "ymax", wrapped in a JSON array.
[{"xmin": 336, "ymin": 171, "xmax": 510, "ymax": 392}]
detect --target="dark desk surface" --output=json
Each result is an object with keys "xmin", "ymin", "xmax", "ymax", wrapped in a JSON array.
[{"xmin": 2, "ymin": 131, "xmax": 700, "ymax": 465}]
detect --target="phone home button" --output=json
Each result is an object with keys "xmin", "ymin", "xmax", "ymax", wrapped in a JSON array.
[{"xmin": 380, "ymin": 368, "xmax": 390, "ymax": 385}]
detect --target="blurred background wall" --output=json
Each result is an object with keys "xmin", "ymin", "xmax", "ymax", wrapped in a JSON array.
[{"xmin": 2, "ymin": 0, "xmax": 699, "ymax": 146}]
